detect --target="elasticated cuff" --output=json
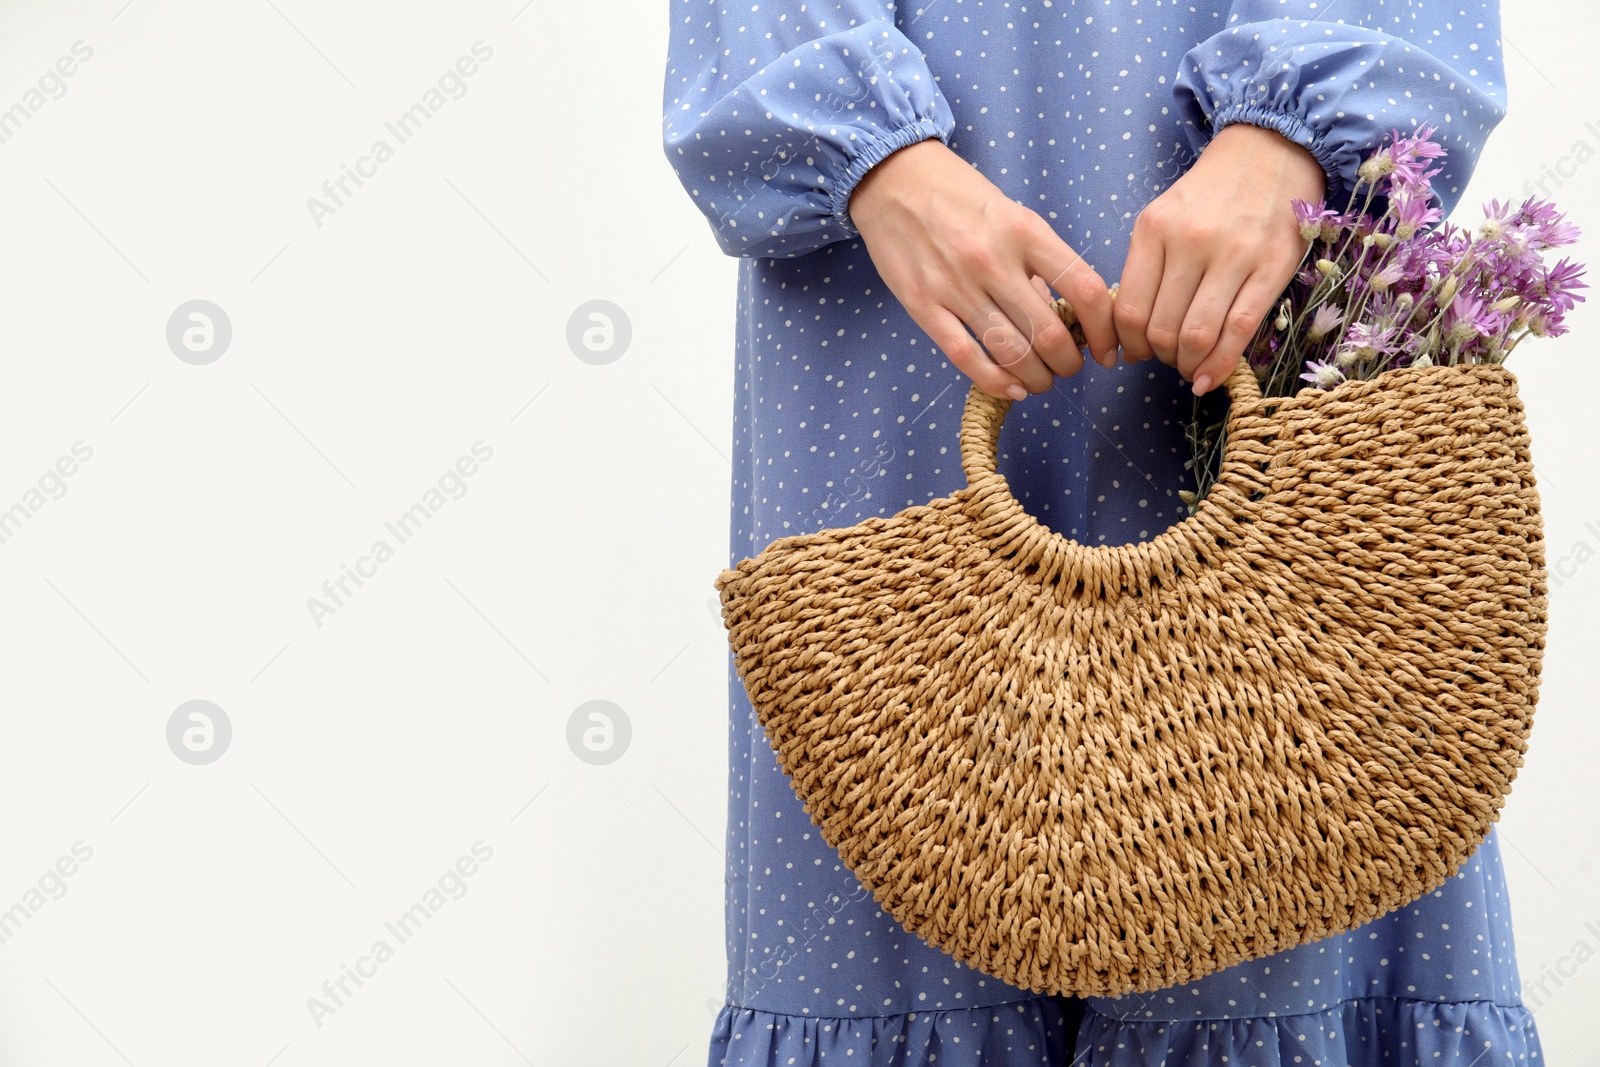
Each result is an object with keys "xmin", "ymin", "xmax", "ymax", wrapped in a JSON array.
[
  {"xmin": 1207, "ymin": 100, "xmax": 1350, "ymax": 209},
  {"xmin": 829, "ymin": 117, "xmax": 953, "ymax": 236}
]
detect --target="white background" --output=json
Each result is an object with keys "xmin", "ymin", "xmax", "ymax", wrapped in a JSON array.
[{"xmin": 0, "ymin": 1, "xmax": 1592, "ymax": 1065}]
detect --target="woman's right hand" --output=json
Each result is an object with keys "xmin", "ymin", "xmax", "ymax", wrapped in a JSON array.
[{"xmin": 847, "ymin": 138, "xmax": 1118, "ymax": 401}]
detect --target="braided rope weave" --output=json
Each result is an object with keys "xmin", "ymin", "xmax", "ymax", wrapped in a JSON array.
[{"xmin": 714, "ymin": 324, "xmax": 1548, "ymax": 999}]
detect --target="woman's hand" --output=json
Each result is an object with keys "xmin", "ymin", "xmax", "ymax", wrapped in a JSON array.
[
  {"xmin": 1113, "ymin": 122, "xmax": 1327, "ymax": 394},
  {"xmin": 847, "ymin": 138, "xmax": 1118, "ymax": 401}
]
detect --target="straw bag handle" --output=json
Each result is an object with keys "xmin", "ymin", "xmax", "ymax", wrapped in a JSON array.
[{"xmin": 960, "ymin": 299, "xmax": 1264, "ymax": 487}]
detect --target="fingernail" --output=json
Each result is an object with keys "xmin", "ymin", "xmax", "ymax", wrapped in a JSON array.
[
  {"xmin": 1097, "ymin": 352, "xmax": 1116, "ymax": 368},
  {"xmin": 1192, "ymin": 373, "xmax": 1212, "ymax": 395},
  {"xmin": 1006, "ymin": 383, "xmax": 1028, "ymax": 401}
]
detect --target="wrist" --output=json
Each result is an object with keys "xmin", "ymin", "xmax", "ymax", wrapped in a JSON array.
[
  {"xmin": 849, "ymin": 137, "xmax": 950, "ymax": 222},
  {"xmin": 1210, "ymin": 121, "xmax": 1327, "ymax": 201}
]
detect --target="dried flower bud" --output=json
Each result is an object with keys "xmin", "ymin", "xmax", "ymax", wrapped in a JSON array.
[
  {"xmin": 1412, "ymin": 352, "xmax": 1434, "ymax": 368},
  {"xmin": 1396, "ymin": 292, "xmax": 1414, "ymax": 309},
  {"xmin": 1493, "ymin": 295, "xmax": 1520, "ymax": 312},
  {"xmin": 1306, "ymin": 305, "xmax": 1344, "ymax": 341},
  {"xmin": 1436, "ymin": 275, "xmax": 1458, "ymax": 306},
  {"xmin": 1356, "ymin": 152, "xmax": 1397, "ymax": 186},
  {"xmin": 1315, "ymin": 258, "xmax": 1338, "ymax": 276},
  {"xmin": 1371, "ymin": 232, "xmax": 1394, "ymax": 249}
]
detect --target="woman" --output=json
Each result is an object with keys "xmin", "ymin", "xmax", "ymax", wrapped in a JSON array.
[{"xmin": 661, "ymin": 1, "xmax": 1541, "ymax": 1062}]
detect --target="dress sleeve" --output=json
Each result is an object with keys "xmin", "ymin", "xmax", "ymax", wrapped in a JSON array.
[
  {"xmin": 660, "ymin": 2, "xmax": 955, "ymax": 259},
  {"xmin": 1171, "ymin": 0, "xmax": 1508, "ymax": 218}
]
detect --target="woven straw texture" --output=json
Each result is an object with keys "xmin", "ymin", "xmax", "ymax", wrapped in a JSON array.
[{"xmin": 714, "ymin": 349, "xmax": 1548, "ymax": 999}]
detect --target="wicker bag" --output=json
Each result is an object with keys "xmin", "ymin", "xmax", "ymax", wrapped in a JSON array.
[{"xmin": 714, "ymin": 347, "xmax": 1548, "ymax": 999}]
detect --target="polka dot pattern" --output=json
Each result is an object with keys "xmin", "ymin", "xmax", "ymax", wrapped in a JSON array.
[{"xmin": 663, "ymin": 1, "xmax": 1535, "ymax": 1063}]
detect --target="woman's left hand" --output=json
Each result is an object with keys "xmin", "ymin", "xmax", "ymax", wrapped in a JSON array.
[{"xmin": 1112, "ymin": 122, "xmax": 1327, "ymax": 394}]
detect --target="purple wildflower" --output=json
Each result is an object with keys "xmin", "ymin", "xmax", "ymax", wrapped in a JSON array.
[
  {"xmin": 1366, "ymin": 261, "xmax": 1408, "ymax": 292},
  {"xmin": 1442, "ymin": 292, "xmax": 1499, "ymax": 347},
  {"xmin": 1513, "ymin": 197, "xmax": 1581, "ymax": 249},
  {"xmin": 1292, "ymin": 198, "xmax": 1343, "ymax": 243},
  {"xmin": 1484, "ymin": 196, "xmax": 1581, "ymax": 252},
  {"xmin": 1307, "ymin": 304, "xmax": 1344, "ymax": 341},
  {"xmin": 1388, "ymin": 183, "xmax": 1443, "ymax": 240},
  {"xmin": 1300, "ymin": 359, "xmax": 1346, "ymax": 389},
  {"xmin": 1337, "ymin": 322, "xmax": 1401, "ymax": 367},
  {"xmin": 1385, "ymin": 124, "xmax": 1449, "ymax": 185},
  {"xmin": 1543, "ymin": 256, "xmax": 1590, "ymax": 314},
  {"xmin": 1356, "ymin": 124, "xmax": 1447, "ymax": 217}
]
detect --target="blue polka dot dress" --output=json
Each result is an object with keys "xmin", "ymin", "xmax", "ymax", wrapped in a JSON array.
[{"xmin": 660, "ymin": 1, "xmax": 1543, "ymax": 1063}]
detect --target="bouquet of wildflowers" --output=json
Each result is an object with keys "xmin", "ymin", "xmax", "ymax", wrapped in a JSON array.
[{"xmin": 1181, "ymin": 123, "xmax": 1587, "ymax": 511}]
